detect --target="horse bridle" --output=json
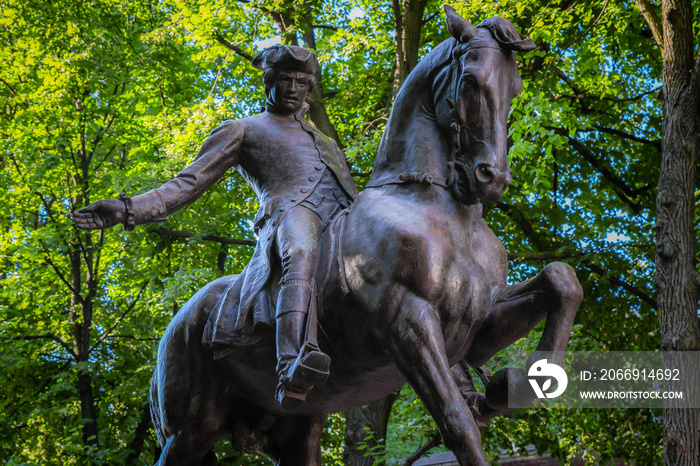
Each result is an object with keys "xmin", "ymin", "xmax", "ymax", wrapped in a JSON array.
[{"xmin": 365, "ymin": 41, "xmax": 503, "ymax": 204}]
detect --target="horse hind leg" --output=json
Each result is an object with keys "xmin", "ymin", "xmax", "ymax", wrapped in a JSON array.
[
  {"xmin": 464, "ymin": 261, "xmax": 583, "ymax": 415},
  {"xmin": 388, "ymin": 291, "xmax": 489, "ymax": 466},
  {"xmin": 259, "ymin": 415, "xmax": 325, "ymax": 466},
  {"xmin": 155, "ymin": 423, "xmax": 221, "ymax": 466}
]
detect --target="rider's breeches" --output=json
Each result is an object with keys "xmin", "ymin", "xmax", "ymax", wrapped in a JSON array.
[
  {"xmin": 274, "ymin": 205, "xmax": 325, "ymax": 365},
  {"xmin": 275, "ymin": 205, "xmax": 325, "ymax": 314}
]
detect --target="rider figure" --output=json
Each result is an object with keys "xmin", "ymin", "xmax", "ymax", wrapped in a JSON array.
[{"xmin": 73, "ymin": 45, "xmax": 358, "ymax": 409}]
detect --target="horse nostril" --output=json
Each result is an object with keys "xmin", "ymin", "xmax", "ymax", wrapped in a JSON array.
[{"xmin": 475, "ymin": 164, "xmax": 494, "ymax": 184}]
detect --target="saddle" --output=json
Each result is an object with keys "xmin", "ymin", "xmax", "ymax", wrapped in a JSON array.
[{"xmin": 202, "ymin": 209, "xmax": 351, "ymax": 357}]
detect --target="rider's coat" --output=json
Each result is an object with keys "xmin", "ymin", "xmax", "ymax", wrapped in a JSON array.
[{"xmin": 129, "ymin": 106, "xmax": 358, "ymax": 341}]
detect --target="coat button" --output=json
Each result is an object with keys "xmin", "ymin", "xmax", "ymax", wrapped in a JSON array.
[
  {"xmin": 301, "ymin": 188, "xmax": 308, "ymax": 193},
  {"xmin": 279, "ymin": 207, "xmax": 285, "ymax": 212},
  {"xmin": 308, "ymin": 176, "xmax": 316, "ymax": 182},
  {"xmin": 290, "ymin": 198, "xmax": 297, "ymax": 202},
  {"xmin": 315, "ymin": 164, "xmax": 323, "ymax": 170}
]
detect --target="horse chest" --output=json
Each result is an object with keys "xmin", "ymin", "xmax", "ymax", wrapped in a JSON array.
[{"xmin": 438, "ymin": 227, "xmax": 506, "ymax": 351}]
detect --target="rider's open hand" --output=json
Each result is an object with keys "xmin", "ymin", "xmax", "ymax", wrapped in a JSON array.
[{"xmin": 72, "ymin": 199, "xmax": 126, "ymax": 230}]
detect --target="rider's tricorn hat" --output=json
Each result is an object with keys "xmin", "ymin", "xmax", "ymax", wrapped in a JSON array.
[{"xmin": 252, "ymin": 45, "xmax": 319, "ymax": 75}]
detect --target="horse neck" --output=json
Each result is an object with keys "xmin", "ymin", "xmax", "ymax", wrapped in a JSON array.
[{"xmin": 371, "ymin": 73, "xmax": 451, "ymax": 183}]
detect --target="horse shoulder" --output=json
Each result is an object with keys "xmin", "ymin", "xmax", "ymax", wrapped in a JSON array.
[{"xmin": 342, "ymin": 195, "xmax": 456, "ymax": 304}]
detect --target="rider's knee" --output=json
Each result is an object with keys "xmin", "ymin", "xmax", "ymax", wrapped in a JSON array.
[
  {"xmin": 541, "ymin": 262, "xmax": 583, "ymax": 306},
  {"xmin": 280, "ymin": 245, "xmax": 318, "ymax": 279}
]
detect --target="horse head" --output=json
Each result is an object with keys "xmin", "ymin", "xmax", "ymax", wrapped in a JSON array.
[{"xmin": 434, "ymin": 7, "xmax": 536, "ymax": 204}]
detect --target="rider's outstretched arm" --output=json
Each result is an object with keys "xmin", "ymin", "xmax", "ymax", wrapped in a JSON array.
[{"xmin": 73, "ymin": 120, "xmax": 243, "ymax": 231}]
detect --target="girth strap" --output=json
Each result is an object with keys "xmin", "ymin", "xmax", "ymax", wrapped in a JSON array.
[{"xmin": 365, "ymin": 172, "xmax": 450, "ymax": 189}]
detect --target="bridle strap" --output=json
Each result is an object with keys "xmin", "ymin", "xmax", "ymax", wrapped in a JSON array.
[
  {"xmin": 367, "ymin": 42, "xmax": 500, "ymax": 195},
  {"xmin": 364, "ymin": 172, "xmax": 450, "ymax": 189}
]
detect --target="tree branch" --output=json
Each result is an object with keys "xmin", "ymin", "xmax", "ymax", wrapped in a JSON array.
[
  {"xmin": 0, "ymin": 77, "xmax": 29, "ymax": 109},
  {"xmin": 89, "ymin": 280, "xmax": 149, "ymax": 354},
  {"xmin": 422, "ymin": 11, "xmax": 440, "ymax": 26},
  {"xmin": 213, "ymin": 33, "xmax": 254, "ymax": 62},
  {"xmin": 5, "ymin": 333, "xmax": 76, "ymax": 357},
  {"xmin": 311, "ymin": 24, "xmax": 338, "ymax": 31},
  {"xmin": 44, "ymin": 255, "xmax": 82, "ymax": 300},
  {"xmin": 4, "ymin": 361, "xmax": 72, "ymax": 419},
  {"xmin": 631, "ymin": 0, "xmax": 664, "ymax": 52},
  {"xmin": 125, "ymin": 403, "xmax": 152, "ymax": 464},
  {"xmin": 402, "ymin": 433, "xmax": 442, "ymax": 466},
  {"xmin": 150, "ymin": 228, "xmax": 256, "ymax": 247},
  {"xmin": 551, "ymin": 65, "xmax": 590, "ymax": 113},
  {"xmin": 508, "ymin": 252, "xmax": 574, "ymax": 261},
  {"xmin": 0, "ymin": 77, "xmax": 17, "ymax": 96},
  {"xmin": 547, "ymin": 127, "xmax": 646, "ymax": 211},
  {"xmin": 495, "ymin": 202, "xmax": 546, "ymax": 251},
  {"xmin": 583, "ymin": 261, "xmax": 656, "ymax": 307},
  {"xmin": 592, "ymin": 125, "xmax": 661, "ymax": 151},
  {"xmin": 560, "ymin": 0, "xmax": 610, "ymax": 51},
  {"xmin": 554, "ymin": 85, "xmax": 662, "ymax": 105}
]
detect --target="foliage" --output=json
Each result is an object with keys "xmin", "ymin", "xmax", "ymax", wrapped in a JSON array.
[{"xmin": 0, "ymin": 0, "xmax": 680, "ymax": 463}]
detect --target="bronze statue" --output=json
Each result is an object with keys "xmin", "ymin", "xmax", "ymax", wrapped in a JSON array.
[
  {"xmin": 73, "ymin": 45, "xmax": 359, "ymax": 409},
  {"xmin": 74, "ymin": 7, "xmax": 582, "ymax": 466}
]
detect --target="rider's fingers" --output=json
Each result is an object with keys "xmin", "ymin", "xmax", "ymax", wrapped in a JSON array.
[
  {"xmin": 74, "ymin": 221, "xmax": 95, "ymax": 230},
  {"xmin": 73, "ymin": 214, "xmax": 100, "ymax": 230}
]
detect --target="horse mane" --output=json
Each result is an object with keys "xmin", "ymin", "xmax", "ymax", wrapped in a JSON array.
[
  {"xmin": 375, "ymin": 15, "xmax": 534, "ymax": 180},
  {"xmin": 407, "ymin": 16, "xmax": 535, "ymax": 105},
  {"xmin": 475, "ymin": 17, "xmax": 536, "ymax": 52}
]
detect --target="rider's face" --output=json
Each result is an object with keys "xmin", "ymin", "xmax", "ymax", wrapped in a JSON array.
[{"xmin": 269, "ymin": 70, "xmax": 311, "ymax": 114}]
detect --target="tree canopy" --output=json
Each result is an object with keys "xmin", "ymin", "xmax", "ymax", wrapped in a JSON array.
[{"xmin": 1, "ymin": 0, "xmax": 695, "ymax": 464}]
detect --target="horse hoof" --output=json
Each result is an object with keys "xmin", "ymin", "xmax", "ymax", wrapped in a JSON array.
[{"xmin": 463, "ymin": 392, "xmax": 489, "ymax": 430}]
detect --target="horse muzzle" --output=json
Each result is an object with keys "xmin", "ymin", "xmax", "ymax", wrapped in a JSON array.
[{"xmin": 472, "ymin": 162, "xmax": 511, "ymax": 202}]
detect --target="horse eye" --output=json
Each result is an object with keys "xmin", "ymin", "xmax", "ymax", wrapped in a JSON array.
[
  {"xmin": 465, "ymin": 50, "xmax": 479, "ymax": 62},
  {"xmin": 462, "ymin": 73, "xmax": 477, "ymax": 85}
]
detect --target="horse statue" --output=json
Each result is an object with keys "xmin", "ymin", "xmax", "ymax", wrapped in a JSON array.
[{"xmin": 149, "ymin": 7, "xmax": 582, "ymax": 465}]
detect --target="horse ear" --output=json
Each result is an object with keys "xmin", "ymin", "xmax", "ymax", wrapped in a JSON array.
[{"xmin": 444, "ymin": 5, "xmax": 478, "ymax": 43}]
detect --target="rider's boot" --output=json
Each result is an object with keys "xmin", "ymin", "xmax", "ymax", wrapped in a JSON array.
[{"xmin": 275, "ymin": 283, "xmax": 330, "ymax": 410}]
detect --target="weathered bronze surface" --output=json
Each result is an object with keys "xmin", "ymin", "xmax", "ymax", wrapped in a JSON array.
[{"xmin": 74, "ymin": 7, "xmax": 582, "ymax": 465}]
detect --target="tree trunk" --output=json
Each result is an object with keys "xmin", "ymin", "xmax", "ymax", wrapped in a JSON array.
[
  {"xmin": 654, "ymin": 0, "xmax": 700, "ymax": 464},
  {"xmin": 391, "ymin": 0, "xmax": 428, "ymax": 99},
  {"xmin": 343, "ymin": 390, "xmax": 400, "ymax": 466},
  {"xmin": 126, "ymin": 403, "xmax": 153, "ymax": 465},
  {"xmin": 70, "ymin": 233, "xmax": 100, "ymax": 449}
]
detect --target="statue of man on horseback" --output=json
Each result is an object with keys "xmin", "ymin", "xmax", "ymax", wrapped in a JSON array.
[
  {"xmin": 75, "ymin": 8, "xmax": 584, "ymax": 465},
  {"xmin": 73, "ymin": 44, "xmax": 358, "ymax": 409}
]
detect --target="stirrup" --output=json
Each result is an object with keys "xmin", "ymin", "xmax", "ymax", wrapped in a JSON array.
[
  {"xmin": 275, "ymin": 383, "xmax": 308, "ymax": 410},
  {"xmin": 288, "ymin": 350, "xmax": 331, "ymax": 387}
]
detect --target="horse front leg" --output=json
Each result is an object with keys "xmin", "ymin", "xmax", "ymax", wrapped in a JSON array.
[
  {"xmin": 388, "ymin": 291, "xmax": 489, "ymax": 466},
  {"xmin": 465, "ymin": 262, "xmax": 583, "ymax": 415}
]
